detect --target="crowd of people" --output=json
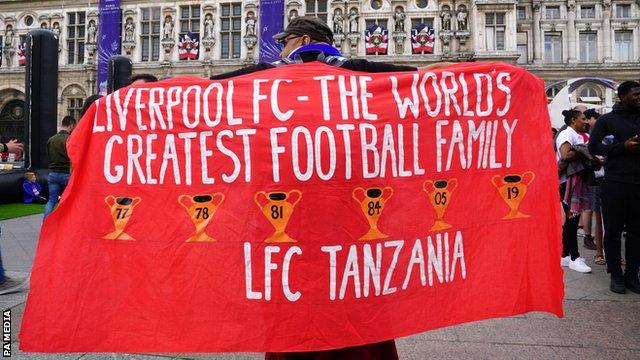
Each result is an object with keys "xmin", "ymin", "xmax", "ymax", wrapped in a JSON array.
[{"xmin": 555, "ymin": 80, "xmax": 640, "ymax": 295}]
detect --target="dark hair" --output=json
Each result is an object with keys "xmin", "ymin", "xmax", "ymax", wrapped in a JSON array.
[
  {"xmin": 129, "ymin": 74, "xmax": 158, "ymax": 83},
  {"xmin": 561, "ymin": 109, "xmax": 582, "ymax": 126},
  {"xmin": 61, "ymin": 115, "xmax": 76, "ymax": 127},
  {"xmin": 80, "ymin": 94, "xmax": 104, "ymax": 118},
  {"xmin": 583, "ymin": 108, "xmax": 599, "ymax": 120},
  {"xmin": 617, "ymin": 81, "xmax": 640, "ymax": 98}
]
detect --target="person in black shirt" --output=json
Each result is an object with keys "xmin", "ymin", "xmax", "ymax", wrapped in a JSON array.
[{"xmin": 588, "ymin": 80, "xmax": 640, "ymax": 294}]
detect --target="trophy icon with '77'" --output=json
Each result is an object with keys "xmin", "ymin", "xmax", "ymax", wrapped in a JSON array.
[{"xmin": 102, "ymin": 196, "xmax": 141, "ymax": 241}]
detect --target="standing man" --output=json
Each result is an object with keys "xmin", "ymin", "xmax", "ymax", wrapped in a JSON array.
[
  {"xmin": 588, "ymin": 81, "xmax": 640, "ymax": 294},
  {"xmin": 0, "ymin": 136, "xmax": 28, "ymax": 294},
  {"xmin": 43, "ymin": 116, "xmax": 75, "ymax": 219},
  {"xmin": 211, "ymin": 16, "xmax": 445, "ymax": 360}
]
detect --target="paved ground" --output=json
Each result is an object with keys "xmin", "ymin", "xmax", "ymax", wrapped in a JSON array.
[{"xmin": 1, "ymin": 214, "xmax": 638, "ymax": 359}]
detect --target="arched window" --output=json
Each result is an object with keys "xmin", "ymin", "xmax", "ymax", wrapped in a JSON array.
[
  {"xmin": 546, "ymin": 84, "xmax": 563, "ymax": 100},
  {"xmin": 579, "ymin": 86, "xmax": 601, "ymax": 104},
  {"xmin": 0, "ymin": 100, "xmax": 26, "ymax": 143}
]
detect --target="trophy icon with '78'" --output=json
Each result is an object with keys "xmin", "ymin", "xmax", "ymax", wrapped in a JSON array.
[{"xmin": 179, "ymin": 193, "xmax": 225, "ymax": 242}]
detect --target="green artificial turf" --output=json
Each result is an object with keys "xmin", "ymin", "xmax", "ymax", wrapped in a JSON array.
[{"xmin": 0, "ymin": 203, "xmax": 45, "ymax": 221}]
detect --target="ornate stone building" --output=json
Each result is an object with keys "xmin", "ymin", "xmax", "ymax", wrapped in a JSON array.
[{"xmin": 1, "ymin": 0, "xmax": 639, "ymax": 141}]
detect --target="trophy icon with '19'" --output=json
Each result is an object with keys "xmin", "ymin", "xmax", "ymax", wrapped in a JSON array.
[
  {"xmin": 255, "ymin": 190, "xmax": 302, "ymax": 243},
  {"xmin": 491, "ymin": 171, "xmax": 535, "ymax": 219},
  {"xmin": 102, "ymin": 196, "xmax": 141, "ymax": 240},
  {"xmin": 352, "ymin": 187, "xmax": 393, "ymax": 241},
  {"xmin": 423, "ymin": 179, "xmax": 457, "ymax": 231},
  {"xmin": 179, "ymin": 193, "xmax": 225, "ymax": 242}
]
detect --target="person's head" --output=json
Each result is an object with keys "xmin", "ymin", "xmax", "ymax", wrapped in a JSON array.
[
  {"xmin": 80, "ymin": 94, "xmax": 104, "ymax": 118},
  {"xmin": 129, "ymin": 73, "xmax": 158, "ymax": 84},
  {"xmin": 562, "ymin": 109, "xmax": 588, "ymax": 133},
  {"xmin": 25, "ymin": 172, "xmax": 36, "ymax": 182},
  {"xmin": 583, "ymin": 108, "xmax": 599, "ymax": 130},
  {"xmin": 61, "ymin": 115, "xmax": 76, "ymax": 132},
  {"xmin": 272, "ymin": 16, "xmax": 334, "ymax": 59},
  {"xmin": 617, "ymin": 80, "xmax": 640, "ymax": 110}
]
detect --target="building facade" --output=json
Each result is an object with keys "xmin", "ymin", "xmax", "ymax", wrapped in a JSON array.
[{"xmin": 1, "ymin": 0, "xmax": 639, "ymax": 141}]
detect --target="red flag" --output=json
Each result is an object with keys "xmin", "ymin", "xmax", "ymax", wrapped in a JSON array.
[{"xmin": 21, "ymin": 62, "xmax": 563, "ymax": 353}]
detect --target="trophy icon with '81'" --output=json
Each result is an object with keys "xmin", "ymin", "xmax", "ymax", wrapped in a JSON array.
[
  {"xmin": 352, "ymin": 186, "xmax": 393, "ymax": 241},
  {"xmin": 254, "ymin": 190, "xmax": 302, "ymax": 243},
  {"xmin": 102, "ymin": 196, "xmax": 141, "ymax": 241},
  {"xmin": 179, "ymin": 193, "xmax": 225, "ymax": 242}
]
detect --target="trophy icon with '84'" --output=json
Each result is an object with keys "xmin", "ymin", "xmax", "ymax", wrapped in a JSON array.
[
  {"xmin": 352, "ymin": 186, "xmax": 393, "ymax": 241},
  {"xmin": 179, "ymin": 193, "xmax": 225, "ymax": 242}
]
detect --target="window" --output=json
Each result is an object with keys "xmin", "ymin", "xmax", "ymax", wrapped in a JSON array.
[
  {"xmin": 220, "ymin": 3, "xmax": 242, "ymax": 59},
  {"xmin": 306, "ymin": 0, "xmax": 328, "ymax": 22},
  {"xmin": 411, "ymin": 17, "xmax": 434, "ymax": 29},
  {"xmin": 616, "ymin": 4, "xmax": 631, "ymax": 18},
  {"xmin": 579, "ymin": 86, "xmax": 601, "ymax": 104},
  {"xmin": 140, "ymin": 7, "xmax": 161, "ymax": 61},
  {"xmin": 580, "ymin": 5, "xmax": 595, "ymax": 19},
  {"xmin": 24, "ymin": 16, "xmax": 34, "ymax": 27},
  {"xmin": 416, "ymin": 0, "xmax": 428, "ymax": 9},
  {"xmin": 485, "ymin": 13, "xmax": 505, "ymax": 51},
  {"xmin": 546, "ymin": 84, "xmax": 563, "ymax": 99},
  {"xmin": 546, "ymin": 6, "xmax": 561, "ymax": 19},
  {"xmin": 67, "ymin": 98, "xmax": 84, "ymax": 120},
  {"xmin": 516, "ymin": 32, "xmax": 528, "ymax": 64},
  {"xmin": 517, "ymin": 7, "xmax": 526, "ymax": 20},
  {"xmin": 0, "ymin": 100, "xmax": 26, "ymax": 145},
  {"xmin": 66, "ymin": 12, "xmax": 86, "ymax": 64},
  {"xmin": 614, "ymin": 31, "xmax": 633, "ymax": 62},
  {"xmin": 365, "ymin": 18, "xmax": 389, "ymax": 28},
  {"xmin": 544, "ymin": 32, "xmax": 562, "ymax": 63},
  {"xmin": 579, "ymin": 32, "xmax": 597, "ymax": 63},
  {"xmin": 180, "ymin": 5, "xmax": 201, "ymax": 34}
]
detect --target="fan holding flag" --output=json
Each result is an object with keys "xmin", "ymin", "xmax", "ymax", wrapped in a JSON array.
[
  {"xmin": 365, "ymin": 24, "xmax": 388, "ymax": 55},
  {"xmin": 178, "ymin": 31, "xmax": 199, "ymax": 60},
  {"xmin": 411, "ymin": 23, "xmax": 435, "ymax": 54}
]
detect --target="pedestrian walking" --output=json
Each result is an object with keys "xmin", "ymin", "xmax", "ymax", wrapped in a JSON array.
[{"xmin": 43, "ymin": 116, "xmax": 75, "ymax": 219}]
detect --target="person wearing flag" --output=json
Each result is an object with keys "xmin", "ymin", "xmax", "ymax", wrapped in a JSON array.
[{"xmin": 210, "ymin": 16, "xmax": 447, "ymax": 360}]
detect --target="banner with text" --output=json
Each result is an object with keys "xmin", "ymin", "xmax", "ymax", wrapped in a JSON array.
[
  {"xmin": 21, "ymin": 62, "xmax": 563, "ymax": 352},
  {"xmin": 97, "ymin": 0, "xmax": 121, "ymax": 95}
]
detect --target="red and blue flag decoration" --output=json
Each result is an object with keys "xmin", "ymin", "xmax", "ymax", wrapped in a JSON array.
[
  {"xmin": 411, "ymin": 24, "xmax": 435, "ymax": 54},
  {"xmin": 18, "ymin": 42, "xmax": 26, "ymax": 66},
  {"xmin": 365, "ymin": 24, "xmax": 388, "ymax": 55},
  {"xmin": 178, "ymin": 32, "xmax": 199, "ymax": 60}
]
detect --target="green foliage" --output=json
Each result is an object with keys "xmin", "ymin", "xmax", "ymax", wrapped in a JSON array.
[{"xmin": 0, "ymin": 203, "xmax": 45, "ymax": 221}]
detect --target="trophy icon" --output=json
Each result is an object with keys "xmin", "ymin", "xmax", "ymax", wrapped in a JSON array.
[
  {"xmin": 352, "ymin": 187, "xmax": 393, "ymax": 241},
  {"xmin": 491, "ymin": 171, "xmax": 535, "ymax": 219},
  {"xmin": 179, "ymin": 193, "xmax": 225, "ymax": 242},
  {"xmin": 254, "ymin": 190, "xmax": 302, "ymax": 243},
  {"xmin": 102, "ymin": 196, "xmax": 141, "ymax": 240},
  {"xmin": 423, "ymin": 179, "xmax": 457, "ymax": 231}
]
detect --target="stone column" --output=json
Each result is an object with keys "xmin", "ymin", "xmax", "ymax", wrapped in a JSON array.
[
  {"xmin": 567, "ymin": 1, "xmax": 577, "ymax": 63},
  {"xmin": 602, "ymin": 0, "xmax": 612, "ymax": 62},
  {"xmin": 532, "ymin": 1, "xmax": 543, "ymax": 63}
]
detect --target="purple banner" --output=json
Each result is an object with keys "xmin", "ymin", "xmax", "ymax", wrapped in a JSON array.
[
  {"xmin": 259, "ymin": 0, "xmax": 284, "ymax": 62},
  {"xmin": 97, "ymin": 0, "xmax": 121, "ymax": 95}
]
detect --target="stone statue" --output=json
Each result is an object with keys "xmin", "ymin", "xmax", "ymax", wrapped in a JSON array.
[
  {"xmin": 440, "ymin": 6, "xmax": 452, "ymax": 31},
  {"xmin": 3, "ymin": 25, "xmax": 14, "ymax": 47},
  {"xmin": 163, "ymin": 16, "xmax": 173, "ymax": 40},
  {"xmin": 456, "ymin": 6, "xmax": 468, "ymax": 31},
  {"xmin": 204, "ymin": 14, "xmax": 214, "ymax": 39},
  {"xmin": 288, "ymin": 9, "xmax": 298, "ymax": 22},
  {"xmin": 348, "ymin": 9, "xmax": 359, "ymax": 33},
  {"xmin": 51, "ymin": 22, "xmax": 61, "ymax": 37},
  {"xmin": 87, "ymin": 20, "xmax": 97, "ymax": 43},
  {"xmin": 124, "ymin": 18, "xmax": 135, "ymax": 42},
  {"xmin": 333, "ymin": 9, "xmax": 344, "ymax": 35},
  {"xmin": 246, "ymin": 12, "xmax": 256, "ymax": 36},
  {"xmin": 393, "ymin": 7, "xmax": 406, "ymax": 33}
]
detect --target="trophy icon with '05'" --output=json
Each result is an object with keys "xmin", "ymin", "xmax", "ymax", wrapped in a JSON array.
[
  {"xmin": 255, "ymin": 190, "xmax": 302, "ymax": 243},
  {"xmin": 423, "ymin": 179, "xmax": 457, "ymax": 231},
  {"xmin": 179, "ymin": 193, "xmax": 225, "ymax": 242},
  {"xmin": 352, "ymin": 187, "xmax": 393, "ymax": 241},
  {"xmin": 102, "ymin": 196, "xmax": 141, "ymax": 240},
  {"xmin": 492, "ymin": 171, "xmax": 535, "ymax": 219}
]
